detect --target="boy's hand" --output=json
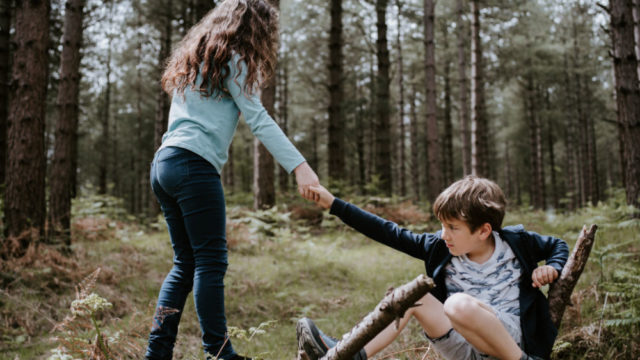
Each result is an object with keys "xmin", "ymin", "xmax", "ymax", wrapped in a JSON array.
[
  {"xmin": 532, "ymin": 265, "xmax": 559, "ymax": 288},
  {"xmin": 309, "ymin": 185, "xmax": 335, "ymax": 209}
]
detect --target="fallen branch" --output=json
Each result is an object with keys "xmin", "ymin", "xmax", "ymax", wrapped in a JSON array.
[
  {"xmin": 309, "ymin": 274, "xmax": 435, "ymax": 360},
  {"xmin": 548, "ymin": 224, "xmax": 598, "ymax": 328}
]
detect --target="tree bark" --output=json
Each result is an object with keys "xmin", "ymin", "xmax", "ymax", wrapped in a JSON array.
[
  {"xmin": 470, "ymin": 0, "xmax": 488, "ymax": 177},
  {"xmin": 153, "ymin": 0, "xmax": 172, "ymax": 153},
  {"xmin": 610, "ymin": 0, "xmax": 640, "ymax": 210},
  {"xmin": 99, "ymin": 2, "xmax": 114, "ymax": 195},
  {"xmin": 328, "ymin": 0, "xmax": 345, "ymax": 184},
  {"xmin": 409, "ymin": 82, "xmax": 420, "ymax": 201},
  {"xmin": 254, "ymin": 0, "xmax": 278, "ymax": 210},
  {"xmin": 525, "ymin": 74, "xmax": 541, "ymax": 209},
  {"xmin": 395, "ymin": 0, "xmax": 406, "ymax": 196},
  {"xmin": 304, "ymin": 275, "xmax": 435, "ymax": 360},
  {"xmin": 562, "ymin": 46, "xmax": 578, "ymax": 211},
  {"xmin": 545, "ymin": 91, "xmax": 559, "ymax": 210},
  {"xmin": 4, "ymin": 0, "xmax": 50, "ymax": 251},
  {"xmin": 633, "ymin": 0, "xmax": 640, "ymax": 81},
  {"xmin": 0, "ymin": 0, "xmax": 10, "ymax": 188},
  {"xmin": 278, "ymin": 56, "xmax": 289, "ymax": 192},
  {"xmin": 442, "ymin": 25, "xmax": 453, "ymax": 187},
  {"xmin": 424, "ymin": 0, "xmax": 440, "ymax": 201},
  {"xmin": 375, "ymin": 0, "xmax": 391, "ymax": 195},
  {"xmin": 48, "ymin": 0, "xmax": 85, "ymax": 245},
  {"xmin": 548, "ymin": 224, "xmax": 598, "ymax": 328},
  {"xmin": 457, "ymin": 0, "xmax": 471, "ymax": 176}
]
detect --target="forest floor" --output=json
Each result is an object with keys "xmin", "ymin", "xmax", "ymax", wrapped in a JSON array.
[{"xmin": 1, "ymin": 190, "xmax": 639, "ymax": 359}]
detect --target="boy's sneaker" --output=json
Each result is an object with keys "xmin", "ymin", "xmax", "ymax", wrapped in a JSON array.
[{"xmin": 296, "ymin": 318, "xmax": 366, "ymax": 360}]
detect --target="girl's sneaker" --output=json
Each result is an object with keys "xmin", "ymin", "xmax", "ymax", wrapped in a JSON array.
[{"xmin": 296, "ymin": 318, "xmax": 366, "ymax": 360}]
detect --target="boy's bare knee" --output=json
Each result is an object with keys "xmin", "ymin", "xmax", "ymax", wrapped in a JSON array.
[{"xmin": 443, "ymin": 293, "xmax": 479, "ymax": 322}]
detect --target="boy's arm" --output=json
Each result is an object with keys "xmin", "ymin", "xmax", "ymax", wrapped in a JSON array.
[
  {"xmin": 309, "ymin": 185, "xmax": 436, "ymax": 259},
  {"xmin": 527, "ymin": 231, "xmax": 569, "ymax": 287}
]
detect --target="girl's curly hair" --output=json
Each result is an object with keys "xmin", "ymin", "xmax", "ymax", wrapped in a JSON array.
[{"xmin": 161, "ymin": 0, "xmax": 278, "ymax": 97}]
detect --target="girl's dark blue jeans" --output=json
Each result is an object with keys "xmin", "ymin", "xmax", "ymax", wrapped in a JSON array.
[{"xmin": 146, "ymin": 146, "xmax": 236, "ymax": 360}]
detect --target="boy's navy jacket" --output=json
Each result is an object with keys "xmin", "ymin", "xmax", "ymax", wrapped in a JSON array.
[{"xmin": 330, "ymin": 198, "xmax": 569, "ymax": 360}]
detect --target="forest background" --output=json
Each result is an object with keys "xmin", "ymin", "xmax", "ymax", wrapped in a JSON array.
[{"xmin": 0, "ymin": 0, "xmax": 639, "ymax": 359}]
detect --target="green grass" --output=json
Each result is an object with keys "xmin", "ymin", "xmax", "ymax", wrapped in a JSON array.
[{"xmin": 1, "ymin": 191, "xmax": 638, "ymax": 359}]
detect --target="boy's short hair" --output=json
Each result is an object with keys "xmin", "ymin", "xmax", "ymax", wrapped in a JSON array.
[{"xmin": 433, "ymin": 175, "xmax": 506, "ymax": 232}]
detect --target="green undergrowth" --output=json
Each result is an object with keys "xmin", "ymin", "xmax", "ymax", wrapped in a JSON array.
[{"xmin": 0, "ymin": 190, "xmax": 638, "ymax": 359}]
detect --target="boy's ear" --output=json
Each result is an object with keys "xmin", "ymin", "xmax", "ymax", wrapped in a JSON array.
[{"xmin": 479, "ymin": 222, "xmax": 493, "ymax": 240}]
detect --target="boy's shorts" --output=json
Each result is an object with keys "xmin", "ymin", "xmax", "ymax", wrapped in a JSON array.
[{"xmin": 424, "ymin": 310, "xmax": 522, "ymax": 360}]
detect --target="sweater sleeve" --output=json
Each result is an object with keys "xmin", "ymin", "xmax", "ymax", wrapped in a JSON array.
[
  {"xmin": 330, "ymin": 198, "xmax": 438, "ymax": 260},
  {"xmin": 225, "ymin": 57, "xmax": 305, "ymax": 173},
  {"xmin": 527, "ymin": 230, "xmax": 569, "ymax": 274}
]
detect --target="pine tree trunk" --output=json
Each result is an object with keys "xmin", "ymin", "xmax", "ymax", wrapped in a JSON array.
[
  {"xmin": 0, "ymin": 0, "xmax": 10, "ymax": 188},
  {"xmin": 424, "ymin": 0, "xmax": 440, "ymax": 201},
  {"xmin": 367, "ymin": 52, "xmax": 376, "ymax": 186},
  {"xmin": 633, "ymin": 0, "xmax": 640, "ymax": 81},
  {"xmin": 562, "ymin": 48, "xmax": 577, "ymax": 211},
  {"xmin": 457, "ymin": 0, "xmax": 471, "ymax": 176},
  {"xmin": 395, "ymin": 0, "xmax": 406, "ymax": 196},
  {"xmin": 356, "ymin": 103, "xmax": 366, "ymax": 191},
  {"xmin": 610, "ymin": 0, "xmax": 640, "ymax": 210},
  {"xmin": 4, "ymin": 0, "xmax": 49, "ymax": 250},
  {"xmin": 328, "ymin": 0, "xmax": 345, "ymax": 184},
  {"xmin": 525, "ymin": 75, "xmax": 541, "ymax": 209},
  {"xmin": 545, "ymin": 91, "xmax": 559, "ymax": 209},
  {"xmin": 153, "ymin": 0, "xmax": 172, "ymax": 153},
  {"xmin": 99, "ymin": 32, "xmax": 112, "ymax": 195},
  {"xmin": 470, "ymin": 0, "xmax": 488, "ymax": 177},
  {"xmin": 442, "ymin": 26, "xmax": 453, "ymax": 187},
  {"xmin": 536, "ymin": 86, "xmax": 546, "ymax": 210},
  {"xmin": 278, "ymin": 57, "xmax": 289, "ymax": 192},
  {"xmin": 254, "ymin": 0, "xmax": 278, "ymax": 210},
  {"xmin": 375, "ymin": 0, "xmax": 391, "ymax": 195},
  {"xmin": 409, "ymin": 82, "xmax": 420, "ymax": 200},
  {"xmin": 584, "ymin": 80, "xmax": 599, "ymax": 205},
  {"xmin": 49, "ymin": 0, "xmax": 85, "ymax": 245}
]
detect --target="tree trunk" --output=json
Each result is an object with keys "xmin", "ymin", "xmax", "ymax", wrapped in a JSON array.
[
  {"xmin": 457, "ymin": 0, "xmax": 471, "ymax": 176},
  {"xmin": 153, "ymin": 0, "xmax": 172, "ymax": 153},
  {"xmin": 409, "ymin": 82, "xmax": 420, "ymax": 201},
  {"xmin": 442, "ymin": 26, "xmax": 453, "ymax": 187},
  {"xmin": 0, "ymin": 0, "xmax": 10, "ymax": 188},
  {"xmin": 548, "ymin": 224, "xmax": 598, "ymax": 328},
  {"xmin": 584, "ymin": 79, "xmax": 599, "ymax": 205},
  {"xmin": 254, "ymin": 0, "xmax": 278, "ymax": 210},
  {"xmin": 470, "ymin": 0, "xmax": 488, "ymax": 177},
  {"xmin": 525, "ymin": 74, "xmax": 541, "ymax": 209},
  {"xmin": 99, "ymin": 29, "xmax": 112, "ymax": 195},
  {"xmin": 424, "ymin": 0, "xmax": 440, "ymax": 201},
  {"xmin": 311, "ymin": 275, "xmax": 435, "ymax": 360},
  {"xmin": 356, "ymin": 103, "xmax": 366, "ymax": 191},
  {"xmin": 4, "ymin": 0, "xmax": 50, "ymax": 252},
  {"xmin": 48, "ymin": 0, "xmax": 85, "ymax": 245},
  {"xmin": 535, "ymin": 86, "xmax": 546, "ymax": 210},
  {"xmin": 278, "ymin": 56, "xmax": 289, "ymax": 192},
  {"xmin": 610, "ymin": 0, "xmax": 640, "ymax": 210},
  {"xmin": 375, "ymin": 0, "xmax": 391, "ymax": 195},
  {"xmin": 545, "ymin": 91, "xmax": 559, "ymax": 210},
  {"xmin": 562, "ymin": 48, "xmax": 578, "ymax": 211},
  {"xmin": 328, "ymin": 0, "xmax": 345, "ymax": 184},
  {"xmin": 395, "ymin": 0, "xmax": 406, "ymax": 196},
  {"xmin": 633, "ymin": 0, "xmax": 640, "ymax": 81}
]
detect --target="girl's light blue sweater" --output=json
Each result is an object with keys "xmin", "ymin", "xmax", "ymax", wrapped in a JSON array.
[{"xmin": 159, "ymin": 57, "xmax": 305, "ymax": 174}]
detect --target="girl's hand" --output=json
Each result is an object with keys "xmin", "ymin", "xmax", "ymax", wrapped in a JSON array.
[
  {"xmin": 532, "ymin": 265, "xmax": 559, "ymax": 288},
  {"xmin": 294, "ymin": 162, "xmax": 320, "ymax": 201},
  {"xmin": 309, "ymin": 185, "xmax": 335, "ymax": 209}
]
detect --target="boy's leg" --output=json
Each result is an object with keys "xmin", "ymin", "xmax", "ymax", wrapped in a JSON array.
[
  {"xmin": 298, "ymin": 294, "xmax": 451, "ymax": 360},
  {"xmin": 364, "ymin": 293, "xmax": 451, "ymax": 357},
  {"xmin": 443, "ymin": 293, "xmax": 522, "ymax": 360}
]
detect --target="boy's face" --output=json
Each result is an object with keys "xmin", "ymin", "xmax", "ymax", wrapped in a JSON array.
[{"xmin": 439, "ymin": 218, "xmax": 492, "ymax": 257}]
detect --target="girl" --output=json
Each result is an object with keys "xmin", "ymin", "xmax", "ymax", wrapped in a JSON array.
[{"xmin": 146, "ymin": 1, "xmax": 319, "ymax": 359}]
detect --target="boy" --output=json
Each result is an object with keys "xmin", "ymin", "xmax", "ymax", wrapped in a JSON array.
[{"xmin": 297, "ymin": 176, "xmax": 568, "ymax": 360}]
